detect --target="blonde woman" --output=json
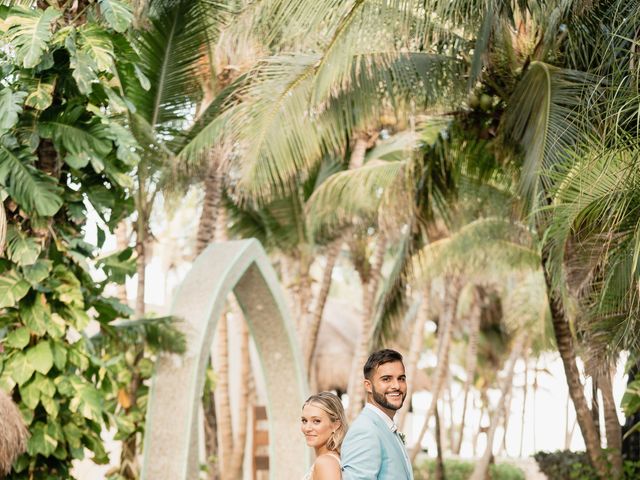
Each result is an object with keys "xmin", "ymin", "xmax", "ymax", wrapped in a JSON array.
[{"xmin": 301, "ymin": 391, "xmax": 348, "ymax": 480}]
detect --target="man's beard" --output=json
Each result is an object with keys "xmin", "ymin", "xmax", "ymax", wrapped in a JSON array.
[{"xmin": 371, "ymin": 385, "xmax": 405, "ymax": 411}]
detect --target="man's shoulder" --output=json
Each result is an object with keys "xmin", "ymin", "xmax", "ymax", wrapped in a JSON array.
[{"xmin": 345, "ymin": 408, "xmax": 382, "ymax": 436}]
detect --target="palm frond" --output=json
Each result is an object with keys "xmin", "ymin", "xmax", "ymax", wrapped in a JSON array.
[
  {"xmin": 94, "ymin": 316, "xmax": 187, "ymax": 354},
  {"xmin": 124, "ymin": 0, "xmax": 228, "ymax": 137},
  {"xmin": 413, "ymin": 217, "xmax": 539, "ymax": 282},
  {"xmin": 305, "ymin": 159, "xmax": 408, "ymax": 241},
  {"xmin": 500, "ymin": 61, "xmax": 599, "ymax": 209}
]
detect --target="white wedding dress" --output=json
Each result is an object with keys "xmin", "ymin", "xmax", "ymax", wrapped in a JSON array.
[{"xmin": 303, "ymin": 452, "xmax": 341, "ymax": 480}]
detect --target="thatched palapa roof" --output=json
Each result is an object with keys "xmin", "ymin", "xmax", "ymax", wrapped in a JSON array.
[{"xmin": 0, "ymin": 390, "xmax": 29, "ymax": 477}]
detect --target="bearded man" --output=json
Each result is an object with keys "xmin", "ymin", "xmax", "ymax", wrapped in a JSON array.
[{"xmin": 341, "ymin": 349, "xmax": 413, "ymax": 480}]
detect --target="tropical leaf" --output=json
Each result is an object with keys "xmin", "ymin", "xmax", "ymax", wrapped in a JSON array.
[
  {"xmin": 39, "ymin": 111, "xmax": 113, "ymax": 171},
  {"xmin": 65, "ymin": 30, "xmax": 99, "ymax": 94},
  {"xmin": 0, "ymin": 269, "xmax": 30, "ymax": 309},
  {"xmin": 413, "ymin": 217, "xmax": 539, "ymax": 282},
  {"xmin": 98, "ymin": 0, "xmax": 133, "ymax": 33},
  {"xmin": 24, "ymin": 78, "xmax": 54, "ymax": 110},
  {"xmin": 0, "ymin": 88, "xmax": 27, "ymax": 134},
  {"xmin": 125, "ymin": 0, "xmax": 224, "ymax": 137},
  {"xmin": 306, "ymin": 159, "xmax": 408, "ymax": 240},
  {"xmin": 78, "ymin": 24, "xmax": 115, "ymax": 72},
  {"xmin": 0, "ymin": 144, "xmax": 63, "ymax": 216},
  {"xmin": 4, "ymin": 6, "xmax": 61, "ymax": 68},
  {"xmin": 500, "ymin": 61, "xmax": 599, "ymax": 208},
  {"xmin": 6, "ymin": 225, "xmax": 41, "ymax": 266}
]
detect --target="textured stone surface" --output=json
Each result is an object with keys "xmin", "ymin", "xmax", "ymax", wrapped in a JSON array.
[{"xmin": 141, "ymin": 239, "xmax": 308, "ymax": 479}]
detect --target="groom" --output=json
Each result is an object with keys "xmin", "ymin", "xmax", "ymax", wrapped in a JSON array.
[{"xmin": 341, "ymin": 349, "xmax": 414, "ymax": 480}]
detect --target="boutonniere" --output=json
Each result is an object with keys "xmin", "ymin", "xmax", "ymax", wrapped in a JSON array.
[{"xmin": 398, "ymin": 431, "xmax": 406, "ymax": 445}]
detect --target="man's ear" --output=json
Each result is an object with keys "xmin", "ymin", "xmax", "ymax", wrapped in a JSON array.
[{"xmin": 364, "ymin": 378, "xmax": 372, "ymax": 394}]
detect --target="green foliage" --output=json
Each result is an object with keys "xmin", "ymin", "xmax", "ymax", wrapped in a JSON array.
[
  {"xmin": 534, "ymin": 450, "xmax": 640, "ymax": 479},
  {"xmin": 414, "ymin": 458, "xmax": 525, "ymax": 480},
  {"xmin": 0, "ymin": 1, "xmax": 183, "ymax": 478}
]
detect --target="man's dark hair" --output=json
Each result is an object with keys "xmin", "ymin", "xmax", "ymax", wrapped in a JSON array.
[{"xmin": 363, "ymin": 349, "xmax": 404, "ymax": 380}]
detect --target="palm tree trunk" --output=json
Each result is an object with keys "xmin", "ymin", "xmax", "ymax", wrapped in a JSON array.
[
  {"xmin": 500, "ymin": 386, "xmax": 514, "ymax": 457},
  {"xmin": 349, "ymin": 136, "xmax": 369, "ymax": 169},
  {"xmin": 434, "ymin": 402, "xmax": 446, "ymax": 480},
  {"xmin": 196, "ymin": 150, "xmax": 222, "ymax": 257},
  {"xmin": 195, "ymin": 153, "xmax": 229, "ymax": 479},
  {"xmin": 115, "ymin": 221, "xmax": 129, "ymax": 305},
  {"xmin": 0, "ymin": 202, "xmax": 7, "ymax": 256},
  {"xmin": 347, "ymin": 235, "xmax": 387, "ymax": 420},
  {"xmin": 410, "ymin": 280, "xmax": 461, "ymax": 462},
  {"xmin": 541, "ymin": 254, "xmax": 606, "ymax": 477},
  {"xmin": 598, "ymin": 368, "xmax": 623, "ymax": 479},
  {"xmin": 519, "ymin": 341, "xmax": 530, "ymax": 458},
  {"xmin": 228, "ymin": 319, "xmax": 251, "ymax": 479},
  {"xmin": 453, "ymin": 287, "xmax": 481, "ymax": 455},
  {"xmin": 531, "ymin": 357, "xmax": 540, "ymax": 452},
  {"xmin": 469, "ymin": 335, "xmax": 526, "ymax": 480},
  {"xmin": 398, "ymin": 292, "xmax": 430, "ymax": 430},
  {"xmin": 216, "ymin": 314, "xmax": 233, "ymax": 478},
  {"xmin": 304, "ymin": 240, "xmax": 341, "ymax": 376}
]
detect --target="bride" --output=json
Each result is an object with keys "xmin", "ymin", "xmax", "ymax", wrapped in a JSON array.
[{"xmin": 301, "ymin": 391, "xmax": 348, "ymax": 480}]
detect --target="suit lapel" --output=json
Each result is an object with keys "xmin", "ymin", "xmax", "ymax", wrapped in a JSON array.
[{"xmin": 362, "ymin": 408, "xmax": 412, "ymax": 479}]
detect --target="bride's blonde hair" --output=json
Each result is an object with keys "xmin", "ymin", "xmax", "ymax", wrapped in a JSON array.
[{"xmin": 302, "ymin": 391, "xmax": 348, "ymax": 453}]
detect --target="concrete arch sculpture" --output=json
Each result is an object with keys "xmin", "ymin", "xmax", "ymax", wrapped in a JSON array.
[{"xmin": 141, "ymin": 239, "xmax": 308, "ymax": 479}]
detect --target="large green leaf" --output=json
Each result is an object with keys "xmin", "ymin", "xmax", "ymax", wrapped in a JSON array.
[
  {"xmin": 23, "ymin": 259, "xmax": 53, "ymax": 285},
  {"xmin": 65, "ymin": 31, "xmax": 98, "ymax": 94},
  {"xmin": 79, "ymin": 25, "xmax": 115, "ymax": 71},
  {"xmin": 25, "ymin": 79, "xmax": 55, "ymax": 110},
  {"xmin": 0, "ymin": 145, "xmax": 63, "ymax": 216},
  {"xmin": 4, "ymin": 326, "xmax": 30, "ymax": 349},
  {"xmin": 0, "ymin": 269, "xmax": 30, "ymax": 308},
  {"xmin": 69, "ymin": 378, "xmax": 103, "ymax": 421},
  {"xmin": 0, "ymin": 88, "xmax": 27, "ymax": 134},
  {"xmin": 20, "ymin": 377, "xmax": 41, "ymax": 409},
  {"xmin": 6, "ymin": 225, "xmax": 41, "ymax": 266},
  {"xmin": 39, "ymin": 120, "xmax": 112, "ymax": 171},
  {"xmin": 7, "ymin": 351, "xmax": 34, "ymax": 385},
  {"xmin": 27, "ymin": 422, "xmax": 58, "ymax": 457},
  {"xmin": 21, "ymin": 294, "xmax": 50, "ymax": 336},
  {"xmin": 5, "ymin": 6, "xmax": 61, "ymax": 68},
  {"xmin": 98, "ymin": 0, "xmax": 133, "ymax": 32},
  {"xmin": 26, "ymin": 341, "xmax": 54, "ymax": 375}
]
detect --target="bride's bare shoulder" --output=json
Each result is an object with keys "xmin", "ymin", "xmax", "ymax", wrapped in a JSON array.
[{"xmin": 313, "ymin": 453, "xmax": 341, "ymax": 478}]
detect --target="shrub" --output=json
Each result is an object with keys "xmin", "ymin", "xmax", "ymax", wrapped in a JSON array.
[
  {"xmin": 534, "ymin": 450, "xmax": 640, "ymax": 480},
  {"xmin": 414, "ymin": 458, "xmax": 525, "ymax": 480}
]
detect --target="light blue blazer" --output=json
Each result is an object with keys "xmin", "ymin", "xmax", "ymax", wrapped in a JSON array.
[{"xmin": 341, "ymin": 407, "xmax": 413, "ymax": 480}]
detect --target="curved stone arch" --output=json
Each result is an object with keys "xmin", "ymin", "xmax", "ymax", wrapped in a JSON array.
[{"xmin": 141, "ymin": 239, "xmax": 309, "ymax": 479}]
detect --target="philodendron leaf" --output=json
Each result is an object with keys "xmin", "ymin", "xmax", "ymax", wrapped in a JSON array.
[
  {"xmin": 98, "ymin": 0, "xmax": 133, "ymax": 32},
  {"xmin": 27, "ymin": 422, "xmax": 58, "ymax": 457},
  {"xmin": 25, "ymin": 79, "xmax": 55, "ymax": 110},
  {"xmin": 0, "ymin": 145, "xmax": 63, "ymax": 216},
  {"xmin": 79, "ymin": 25, "xmax": 114, "ymax": 72},
  {"xmin": 8, "ymin": 351, "xmax": 34, "ymax": 385},
  {"xmin": 0, "ymin": 269, "xmax": 30, "ymax": 308},
  {"xmin": 6, "ymin": 225, "xmax": 41, "ymax": 266},
  {"xmin": 20, "ymin": 377, "xmax": 41, "ymax": 409},
  {"xmin": 4, "ymin": 326, "xmax": 30, "ymax": 349},
  {"xmin": 39, "ymin": 120, "xmax": 112, "ymax": 171},
  {"xmin": 23, "ymin": 259, "xmax": 53, "ymax": 285},
  {"xmin": 26, "ymin": 340, "xmax": 54, "ymax": 375},
  {"xmin": 69, "ymin": 378, "xmax": 103, "ymax": 421},
  {"xmin": 0, "ymin": 88, "xmax": 27, "ymax": 134},
  {"xmin": 5, "ymin": 7, "xmax": 61, "ymax": 68},
  {"xmin": 65, "ymin": 31, "xmax": 98, "ymax": 94},
  {"xmin": 21, "ymin": 294, "xmax": 50, "ymax": 336}
]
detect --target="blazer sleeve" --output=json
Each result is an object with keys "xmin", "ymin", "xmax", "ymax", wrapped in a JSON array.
[{"xmin": 340, "ymin": 422, "xmax": 382, "ymax": 480}]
